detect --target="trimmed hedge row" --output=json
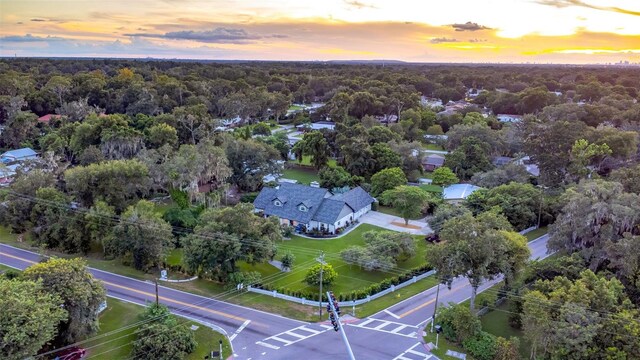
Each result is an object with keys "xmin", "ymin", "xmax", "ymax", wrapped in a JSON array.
[{"xmin": 256, "ymin": 264, "xmax": 433, "ymax": 302}]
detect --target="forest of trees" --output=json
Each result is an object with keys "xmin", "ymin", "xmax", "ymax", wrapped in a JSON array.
[{"xmin": 1, "ymin": 59, "xmax": 640, "ymax": 359}]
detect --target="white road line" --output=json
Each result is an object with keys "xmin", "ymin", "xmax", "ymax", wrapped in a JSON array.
[
  {"xmin": 297, "ymin": 326, "xmax": 320, "ymax": 334},
  {"xmin": 284, "ymin": 331, "xmax": 308, "ymax": 339},
  {"xmin": 390, "ymin": 325, "xmax": 408, "ymax": 333},
  {"xmin": 373, "ymin": 322, "xmax": 389, "ymax": 330},
  {"xmin": 393, "ymin": 342, "xmax": 432, "ymax": 360},
  {"xmin": 384, "ymin": 309, "xmax": 401, "ymax": 319},
  {"xmin": 229, "ymin": 320, "xmax": 251, "ymax": 341},
  {"xmin": 356, "ymin": 318, "xmax": 377, "ymax": 327},
  {"xmin": 256, "ymin": 341, "xmax": 280, "ymax": 350},
  {"xmin": 269, "ymin": 336, "xmax": 294, "ymax": 345},
  {"xmin": 407, "ymin": 348, "xmax": 429, "ymax": 356}
]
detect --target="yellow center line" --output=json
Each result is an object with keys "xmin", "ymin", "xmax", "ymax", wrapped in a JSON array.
[
  {"xmin": 1, "ymin": 251, "xmax": 248, "ymax": 323},
  {"xmin": 102, "ymin": 281, "xmax": 248, "ymax": 322},
  {"xmin": 398, "ymin": 283, "xmax": 468, "ymax": 318},
  {"xmin": 0, "ymin": 251, "xmax": 36, "ymax": 264}
]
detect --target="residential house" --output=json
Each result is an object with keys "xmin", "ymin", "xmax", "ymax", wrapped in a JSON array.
[
  {"xmin": 253, "ymin": 183, "xmax": 374, "ymax": 234},
  {"xmin": 514, "ymin": 156, "xmax": 540, "ymax": 177},
  {"xmin": 375, "ymin": 114, "xmax": 398, "ymax": 124},
  {"xmin": 1, "ymin": 148, "xmax": 38, "ymax": 164},
  {"xmin": 421, "ymin": 96, "xmax": 443, "ymax": 108},
  {"xmin": 37, "ymin": 114, "xmax": 63, "ymax": 123},
  {"xmin": 0, "ymin": 164, "xmax": 18, "ymax": 186},
  {"xmin": 443, "ymin": 184, "xmax": 482, "ymax": 203},
  {"xmin": 422, "ymin": 154, "xmax": 445, "ymax": 171},
  {"xmin": 296, "ymin": 121, "xmax": 336, "ymax": 132},
  {"xmin": 496, "ymin": 114, "xmax": 523, "ymax": 123},
  {"xmin": 492, "ymin": 156, "xmax": 513, "ymax": 167}
]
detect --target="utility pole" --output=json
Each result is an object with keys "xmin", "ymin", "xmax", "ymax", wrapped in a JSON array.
[
  {"xmin": 316, "ymin": 252, "xmax": 325, "ymax": 321},
  {"xmin": 327, "ymin": 291, "xmax": 356, "ymax": 360},
  {"xmin": 154, "ymin": 278, "xmax": 159, "ymax": 306},
  {"xmin": 219, "ymin": 340, "xmax": 223, "ymax": 360},
  {"xmin": 430, "ymin": 282, "xmax": 441, "ymax": 333}
]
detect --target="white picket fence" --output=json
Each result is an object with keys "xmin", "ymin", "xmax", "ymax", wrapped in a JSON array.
[{"xmin": 247, "ymin": 269, "xmax": 436, "ymax": 307}]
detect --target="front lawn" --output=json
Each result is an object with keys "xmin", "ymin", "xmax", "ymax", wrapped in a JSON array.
[
  {"xmin": 480, "ymin": 300, "xmax": 530, "ymax": 359},
  {"xmin": 87, "ymin": 298, "xmax": 232, "ymax": 360},
  {"xmin": 289, "ymin": 155, "xmax": 337, "ymax": 168},
  {"xmin": 524, "ymin": 226, "xmax": 547, "ymax": 241},
  {"xmin": 423, "ymin": 331, "xmax": 472, "ymax": 359},
  {"xmin": 422, "ymin": 143, "xmax": 445, "ymax": 151},
  {"xmin": 247, "ymin": 224, "xmax": 430, "ymax": 295},
  {"xmin": 419, "ymin": 184, "xmax": 444, "ymax": 193},
  {"xmin": 282, "ymin": 167, "xmax": 320, "ymax": 185}
]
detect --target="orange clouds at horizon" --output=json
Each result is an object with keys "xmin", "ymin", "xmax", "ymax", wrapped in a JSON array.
[{"xmin": 1, "ymin": 0, "xmax": 639, "ymax": 63}]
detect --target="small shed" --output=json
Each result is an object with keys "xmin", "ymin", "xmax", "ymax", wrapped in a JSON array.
[{"xmin": 422, "ymin": 154, "xmax": 445, "ymax": 171}]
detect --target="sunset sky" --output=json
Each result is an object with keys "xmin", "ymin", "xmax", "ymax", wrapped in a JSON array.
[{"xmin": 1, "ymin": 0, "xmax": 640, "ymax": 63}]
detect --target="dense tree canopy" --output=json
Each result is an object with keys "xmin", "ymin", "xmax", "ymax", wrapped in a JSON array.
[{"xmin": 23, "ymin": 258, "xmax": 106, "ymax": 346}]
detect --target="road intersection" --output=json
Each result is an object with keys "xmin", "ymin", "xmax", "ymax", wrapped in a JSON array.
[{"xmin": 0, "ymin": 234, "xmax": 550, "ymax": 359}]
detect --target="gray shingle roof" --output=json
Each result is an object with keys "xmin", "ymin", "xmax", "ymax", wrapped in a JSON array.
[
  {"xmin": 331, "ymin": 186, "xmax": 374, "ymax": 213},
  {"xmin": 422, "ymin": 154, "xmax": 445, "ymax": 166},
  {"xmin": 254, "ymin": 184, "xmax": 374, "ymax": 225},
  {"xmin": 313, "ymin": 199, "xmax": 347, "ymax": 224},
  {"xmin": 253, "ymin": 183, "xmax": 329, "ymax": 224}
]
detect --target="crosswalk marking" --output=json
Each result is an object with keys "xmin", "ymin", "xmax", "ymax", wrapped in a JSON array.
[
  {"xmin": 349, "ymin": 318, "xmax": 419, "ymax": 338},
  {"xmin": 390, "ymin": 325, "xmax": 408, "ymax": 333},
  {"xmin": 285, "ymin": 332, "xmax": 308, "ymax": 339},
  {"xmin": 392, "ymin": 342, "xmax": 434, "ymax": 360},
  {"xmin": 256, "ymin": 323, "xmax": 333, "ymax": 351},
  {"xmin": 373, "ymin": 322, "xmax": 389, "ymax": 330},
  {"xmin": 269, "ymin": 336, "xmax": 293, "ymax": 345},
  {"xmin": 357, "ymin": 318, "xmax": 377, "ymax": 327},
  {"xmin": 297, "ymin": 326, "xmax": 321, "ymax": 334},
  {"xmin": 256, "ymin": 341, "xmax": 280, "ymax": 350}
]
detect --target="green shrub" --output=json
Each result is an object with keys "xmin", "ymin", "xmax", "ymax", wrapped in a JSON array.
[
  {"xmin": 462, "ymin": 331, "xmax": 498, "ymax": 360},
  {"xmin": 240, "ymin": 192, "xmax": 259, "ymax": 203}
]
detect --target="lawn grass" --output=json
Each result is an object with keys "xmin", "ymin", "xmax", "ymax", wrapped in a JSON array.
[
  {"xmin": 524, "ymin": 226, "xmax": 548, "ymax": 241},
  {"xmin": 87, "ymin": 298, "xmax": 231, "ymax": 360},
  {"xmin": 288, "ymin": 105, "xmax": 304, "ymax": 111},
  {"xmin": 355, "ymin": 275, "xmax": 438, "ymax": 318},
  {"xmin": 377, "ymin": 205, "xmax": 424, "ymax": 220},
  {"xmin": 480, "ymin": 300, "xmax": 530, "ymax": 359},
  {"xmin": 423, "ymin": 331, "xmax": 473, "ymax": 359},
  {"xmin": 282, "ymin": 167, "xmax": 320, "ymax": 185},
  {"xmin": 244, "ymin": 224, "xmax": 430, "ymax": 295},
  {"xmin": 0, "ymin": 225, "xmax": 435, "ymax": 322},
  {"xmin": 152, "ymin": 198, "xmax": 174, "ymax": 216},
  {"xmin": 166, "ymin": 248, "xmax": 184, "ymax": 267},
  {"xmin": 419, "ymin": 184, "xmax": 444, "ymax": 193},
  {"xmin": 288, "ymin": 155, "xmax": 337, "ymax": 168},
  {"xmin": 422, "ymin": 143, "xmax": 445, "ymax": 151}
]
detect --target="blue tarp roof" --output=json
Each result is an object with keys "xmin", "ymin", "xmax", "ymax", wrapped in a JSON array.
[{"xmin": 1, "ymin": 148, "xmax": 37, "ymax": 161}]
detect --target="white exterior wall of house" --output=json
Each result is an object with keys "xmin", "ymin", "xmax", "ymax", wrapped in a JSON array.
[{"xmin": 353, "ymin": 204, "xmax": 372, "ymax": 220}]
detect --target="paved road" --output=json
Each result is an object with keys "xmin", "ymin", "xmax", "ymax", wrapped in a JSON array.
[{"xmin": 1, "ymin": 235, "xmax": 550, "ymax": 360}]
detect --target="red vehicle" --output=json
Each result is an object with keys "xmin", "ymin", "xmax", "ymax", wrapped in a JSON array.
[{"xmin": 54, "ymin": 347, "xmax": 86, "ymax": 360}]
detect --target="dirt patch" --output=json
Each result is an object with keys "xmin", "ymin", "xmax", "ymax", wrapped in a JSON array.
[{"xmin": 390, "ymin": 221, "xmax": 422, "ymax": 230}]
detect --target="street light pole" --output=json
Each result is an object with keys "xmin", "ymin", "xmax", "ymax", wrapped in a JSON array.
[
  {"xmin": 316, "ymin": 252, "xmax": 325, "ymax": 321},
  {"xmin": 430, "ymin": 283, "xmax": 441, "ymax": 333}
]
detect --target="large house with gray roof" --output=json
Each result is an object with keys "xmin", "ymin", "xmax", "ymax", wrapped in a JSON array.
[{"xmin": 253, "ymin": 183, "xmax": 375, "ymax": 234}]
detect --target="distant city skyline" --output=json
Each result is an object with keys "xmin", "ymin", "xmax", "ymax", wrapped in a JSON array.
[{"xmin": 1, "ymin": 0, "xmax": 640, "ymax": 64}]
